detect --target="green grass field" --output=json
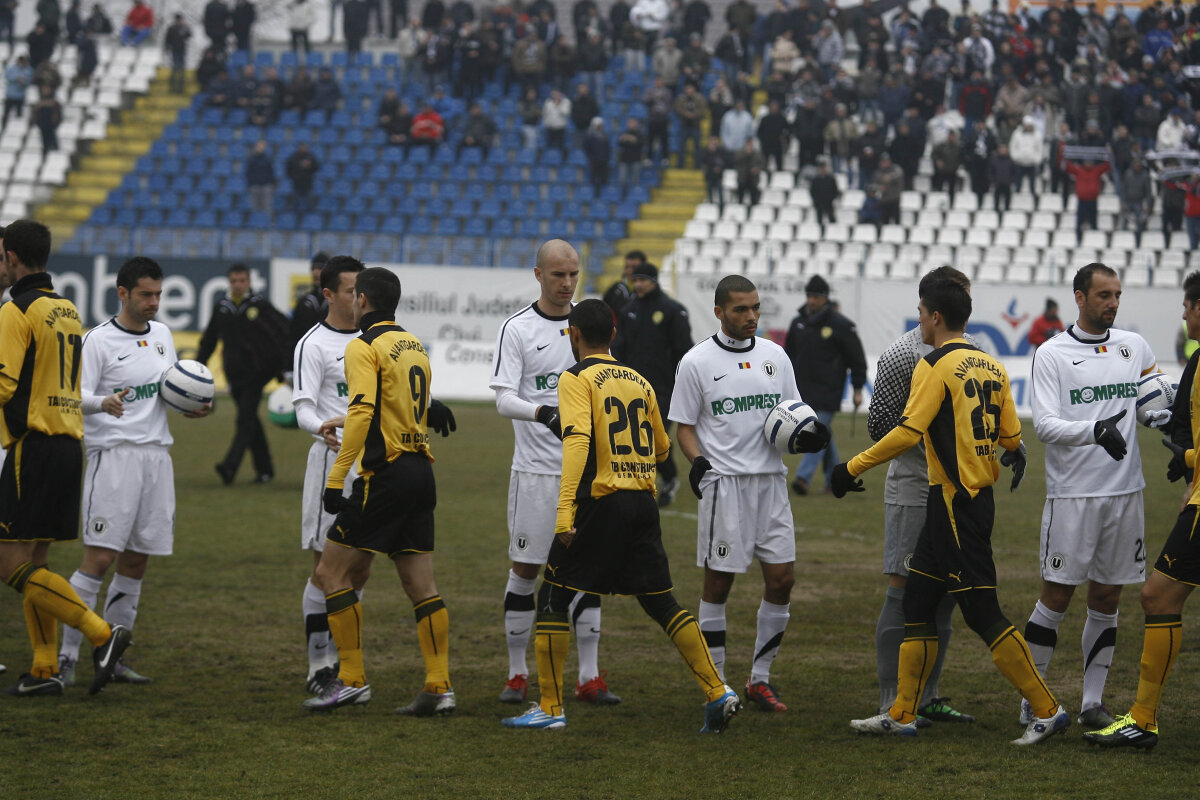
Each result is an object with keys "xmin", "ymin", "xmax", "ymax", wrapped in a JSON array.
[{"xmin": 1, "ymin": 401, "xmax": 1197, "ymax": 799}]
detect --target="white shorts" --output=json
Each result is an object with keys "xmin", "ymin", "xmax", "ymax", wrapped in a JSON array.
[
  {"xmin": 507, "ymin": 470, "xmax": 559, "ymax": 563},
  {"xmin": 1040, "ymin": 492, "xmax": 1146, "ymax": 586},
  {"xmin": 882, "ymin": 503, "xmax": 925, "ymax": 576},
  {"xmin": 302, "ymin": 441, "xmax": 358, "ymax": 551},
  {"xmin": 82, "ymin": 444, "xmax": 175, "ymax": 556},
  {"xmin": 697, "ymin": 473, "xmax": 795, "ymax": 573}
]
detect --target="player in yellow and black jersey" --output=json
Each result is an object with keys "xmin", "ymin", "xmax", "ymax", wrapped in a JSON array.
[
  {"xmin": 1086, "ymin": 270, "xmax": 1200, "ymax": 750},
  {"xmin": 0, "ymin": 219, "xmax": 131, "ymax": 696},
  {"xmin": 305, "ymin": 264, "xmax": 458, "ymax": 716},
  {"xmin": 502, "ymin": 298, "xmax": 741, "ymax": 733},
  {"xmin": 831, "ymin": 271, "xmax": 1069, "ymax": 745}
]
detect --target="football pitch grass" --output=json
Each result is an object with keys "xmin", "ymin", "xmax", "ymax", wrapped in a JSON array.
[{"xmin": 1, "ymin": 401, "xmax": 1197, "ymax": 799}]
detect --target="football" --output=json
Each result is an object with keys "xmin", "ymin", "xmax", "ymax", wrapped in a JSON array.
[
  {"xmin": 763, "ymin": 400, "xmax": 819, "ymax": 455},
  {"xmin": 159, "ymin": 360, "xmax": 214, "ymax": 414},
  {"xmin": 268, "ymin": 385, "xmax": 298, "ymax": 428},
  {"xmin": 1136, "ymin": 372, "xmax": 1178, "ymax": 427}
]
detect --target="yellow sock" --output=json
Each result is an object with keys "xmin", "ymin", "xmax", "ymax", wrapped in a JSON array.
[
  {"xmin": 23, "ymin": 592, "xmax": 58, "ymax": 679},
  {"xmin": 891, "ymin": 622, "xmax": 939, "ymax": 724},
  {"xmin": 664, "ymin": 609, "xmax": 727, "ymax": 703},
  {"xmin": 535, "ymin": 618, "xmax": 570, "ymax": 715},
  {"xmin": 11, "ymin": 564, "xmax": 110, "ymax": 647},
  {"xmin": 1131, "ymin": 614, "xmax": 1182, "ymax": 732},
  {"xmin": 989, "ymin": 624, "xmax": 1058, "ymax": 718},
  {"xmin": 413, "ymin": 595, "xmax": 451, "ymax": 694},
  {"xmin": 325, "ymin": 588, "xmax": 366, "ymax": 688}
]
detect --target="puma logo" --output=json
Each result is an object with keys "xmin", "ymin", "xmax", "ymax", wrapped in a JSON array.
[{"xmin": 1163, "ymin": 554, "xmax": 1176, "ymax": 568}]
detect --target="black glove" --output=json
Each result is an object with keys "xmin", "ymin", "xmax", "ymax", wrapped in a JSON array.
[
  {"xmin": 792, "ymin": 420, "xmax": 831, "ymax": 454},
  {"xmin": 1093, "ymin": 409, "xmax": 1127, "ymax": 462},
  {"xmin": 427, "ymin": 399, "xmax": 456, "ymax": 437},
  {"xmin": 689, "ymin": 455, "xmax": 713, "ymax": 499},
  {"xmin": 323, "ymin": 488, "xmax": 345, "ymax": 515},
  {"xmin": 1163, "ymin": 438, "xmax": 1189, "ymax": 483},
  {"xmin": 535, "ymin": 404, "xmax": 562, "ymax": 439},
  {"xmin": 830, "ymin": 462, "xmax": 865, "ymax": 498},
  {"xmin": 999, "ymin": 441, "xmax": 1027, "ymax": 492}
]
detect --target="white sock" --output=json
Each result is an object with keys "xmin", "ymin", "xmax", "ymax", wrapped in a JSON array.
[
  {"xmin": 1024, "ymin": 600, "xmax": 1065, "ymax": 676},
  {"xmin": 571, "ymin": 592, "xmax": 601, "ymax": 684},
  {"xmin": 104, "ymin": 573, "xmax": 142, "ymax": 633},
  {"xmin": 503, "ymin": 570, "xmax": 536, "ymax": 678},
  {"xmin": 61, "ymin": 570, "xmax": 102, "ymax": 661},
  {"xmin": 303, "ymin": 578, "xmax": 333, "ymax": 676},
  {"xmin": 750, "ymin": 599, "xmax": 790, "ymax": 685},
  {"xmin": 698, "ymin": 600, "xmax": 727, "ymax": 681},
  {"xmin": 1081, "ymin": 607, "xmax": 1118, "ymax": 711}
]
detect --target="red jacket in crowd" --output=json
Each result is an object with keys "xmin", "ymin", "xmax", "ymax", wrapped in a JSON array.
[
  {"xmin": 1065, "ymin": 161, "xmax": 1110, "ymax": 201},
  {"xmin": 1166, "ymin": 178, "xmax": 1200, "ymax": 218},
  {"xmin": 126, "ymin": 4, "xmax": 154, "ymax": 30},
  {"xmin": 411, "ymin": 109, "xmax": 445, "ymax": 143},
  {"xmin": 1027, "ymin": 313, "xmax": 1065, "ymax": 348}
]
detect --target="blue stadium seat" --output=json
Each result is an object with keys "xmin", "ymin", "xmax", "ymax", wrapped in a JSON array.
[
  {"xmin": 218, "ymin": 210, "xmax": 245, "ymax": 228},
  {"xmin": 330, "ymin": 213, "xmax": 352, "ymax": 230},
  {"xmin": 300, "ymin": 212, "xmax": 324, "ymax": 229},
  {"xmin": 140, "ymin": 209, "xmax": 166, "ymax": 227},
  {"xmin": 380, "ymin": 216, "xmax": 405, "ymax": 235},
  {"xmin": 519, "ymin": 184, "xmax": 540, "ymax": 202},
  {"xmin": 439, "ymin": 219, "xmax": 461, "ymax": 236},
  {"xmin": 449, "ymin": 198, "xmax": 474, "ymax": 218},
  {"xmin": 409, "ymin": 217, "xmax": 433, "ymax": 235},
  {"xmin": 275, "ymin": 212, "xmax": 298, "ymax": 229},
  {"xmin": 491, "ymin": 218, "xmax": 515, "ymax": 237},
  {"xmin": 280, "ymin": 51, "xmax": 298, "ymax": 69},
  {"xmin": 463, "ymin": 218, "xmax": 488, "ymax": 236},
  {"xmin": 305, "ymin": 52, "xmax": 325, "ymax": 68},
  {"xmin": 352, "ymin": 214, "xmax": 380, "ymax": 233},
  {"xmin": 603, "ymin": 221, "xmax": 625, "ymax": 239},
  {"xmin": 89, "ymin": 207, "xmax": 113, "ymax": 225},
  {"xmin": 114, "ymin": 209, "xmax": 138, "ymax": 226},
  {"xmin": 194, "ymin": 210, "xmax": 217, "ymax": 227},
  {"xmin": 166, "ymin": 209, "xmax": 191, "ymax": 226},
  {"xmin": 439, "ymin": 183, "xmax": 460, "ymax": 201}
]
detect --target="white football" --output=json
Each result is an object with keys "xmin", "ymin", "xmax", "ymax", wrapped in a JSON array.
[
  {"xmin": 763, "ymin": 400, "xmax": 819, "ymax": 455},
  {"xmin": 159, "ymin": 360, "xmax": 215, "ymax": 414},
  {"xmin": 1136, "ymin": 372, "xmax": 1178, "ymax": 426},
  {"xmin": 268, "ymin": 385, "xmax": 298, "ymax": 428}
]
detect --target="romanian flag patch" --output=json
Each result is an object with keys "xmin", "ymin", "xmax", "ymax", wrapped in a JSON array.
[
  {"xmin": 137, "ymin": 340, "xmax": 149, "ymax": 347},
  {"xmin": 738, "ymin": 362, "xmax": 751, "ymax": 369},
  {"xmin": 1094, "ymin": 345, "xmax": 1107, "ymax": 354},
  {"xmin": 560, "ymin": 328, "xmax": 569, "ymax": 336}
]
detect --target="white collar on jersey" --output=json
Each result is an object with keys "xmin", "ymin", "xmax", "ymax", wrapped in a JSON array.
[
  {"xmin": 1066, "ymin": 323, "xmax": 1109, "ymax": 343},
  {"xmin": 713, "ymin": 332, "xmax": 755, "ymax": 352}
]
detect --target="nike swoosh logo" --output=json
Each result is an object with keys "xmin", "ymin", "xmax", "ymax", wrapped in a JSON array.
[
  {"xmin": 714, "ymin": 374, "xmax": 727, "ymax": 381},
  {"xmin": 1072, "ymin": 360, "xmax": 1085, "ymax": 365},
  {"xmin": 18, "ymin": 680, "xmax": 58, "ymax": 694},
  {"xmin": 588, "ymin": 627, "xmax": 601, "ymax": 634},
  {"xmin": 536, "ymin": 344, "xmax": 550, "ymax": 351},
  {"xmin": 336, "ymin": 356, "xmax": 345, "ymax": 361},
  {"xmin": 508, "ymin": 628, "xmax": 530, "ymax": 636},
  {"xmin": 314, "ymin": 643, "xmax": 327, "ymax": 650},
  {"xmin": 118, "ymin": 354, "xmax": 132, "ymax": 360}
]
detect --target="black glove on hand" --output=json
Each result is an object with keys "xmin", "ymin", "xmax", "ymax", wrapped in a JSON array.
[
  {"xmin": 535, "ymin": 404, "xmax": 562, "ymax": 439},
  {"xmin": 1093, "ymin": 409, "xmax": 1127, "ymax": 461},
  {"xmin": 689, "ymin": 456, "xmax": 712, "ymax": 499},
  {"xmin": 427, "ymin": 399, "xmax": 456, "ymax": 437},
  {"xmin": 830, "ymin": 462, "xmax": 864, "ymax": 498},
  {"xmin": 1163, "ymin": 438, "xmax": 1189, "ymax": 483},
  {"xmin": 323, "ymin": 488, "xmax": 345, "ymax": 515},
  {"xmin": 793, "ymin": 421, "xmax": 831, "ymax": 454},
  {"xmin": 999, "ymin": 441, "xmax": 1027, "ymax": 492}
]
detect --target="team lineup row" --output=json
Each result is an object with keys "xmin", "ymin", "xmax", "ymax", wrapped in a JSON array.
[{"xmin": 0, "ymin": 223, "xmax": 1196, "ymax": 749}]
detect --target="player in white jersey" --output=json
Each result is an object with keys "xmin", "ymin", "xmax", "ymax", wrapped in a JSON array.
[
  {"xmin": 670, "ymin": 275, "xmax": 828, "ymax": 713},
  {"xmin": 489, "ymin": 240, "xmax": 618, "ymax": 706},
  {"xmin": 864, "ymin": 266, "xmax": 978, "ymax": 726},
  {"xmin": 291, "ymin": 255, "xmax": 366, "ymax": 694},
  {"xmin": 1021, "ymin": 263, "xmax": 1166, "ymax": 730},
  {"xmin": 59, "ymin": 257, "xmax": 211, "ymax": 686}
]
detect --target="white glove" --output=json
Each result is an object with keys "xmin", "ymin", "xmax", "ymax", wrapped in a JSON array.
[{"xmin": 1143, "ymin": 408, "xmax": 1172, "ymax": 429}]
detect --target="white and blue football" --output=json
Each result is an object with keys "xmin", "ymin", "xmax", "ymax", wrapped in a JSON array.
[{"xmin": 763, "ymin": 400, "xmax": 819, "ymax": 455}]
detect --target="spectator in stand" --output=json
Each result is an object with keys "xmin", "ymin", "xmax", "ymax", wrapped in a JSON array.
[
  {"xmin": 74, "ymin": 28, "xmax": 98, "ymax": 88},
  {"xmin": 0, "ymin": 1, "xmax": 16, "ymax": 49},
  {"xmin": 793, "ymin": 96, "xmax": 824, "ymax": 170},
  {"xmin": 673, "ymin": 82, "xmax": 706, "ymax": 168},
  {"xmin": 206, "ymin": 68, "xmax": 235, "ymax": 110},
  {"xmin": 931, "ymin": 128, "xmax": 962, "ymax": 204},
  {"xmin": 204, "ymin": 0, "xmax": 230, "ymax": 47},
  {"xmin": 246, "ymin": 140, "xmax": 275, "ymax": 216},
  {"xmin": 384, "ymin": 100, "xmax": 413, "ymax": 148},
  {"xmin": 1008, "ymin": 116, "xmax": 1043, "ymax": 193},
  {"xmin": 288, "ymin": 0, "xmax": 315, "ymax": 54},
  {"xmin": 33, "ymin": 86, "xmax": 61, "ymax": 154},
  {"xmin": 1048, "ymin": 120, "xmax": 1074, "ymax": 206},
  {"xmin": 631, "ymin": 0, "xmax": 669, "ymax": 52},
  {"xmin": 249, "ymin": 84, "xmax": 280, "ymax": 127},
  {"xmin": 542, "ymin": 88, "xmax": 570, "ymax": 154},
  {"xmin": 398, "ymin": 17, "xmax": 424, "ymax": 81},
  {"xmin": 857, "ymin": 119, "xmax": 884, "ymax": 191},
  {"xmin": 617, "ymin": 117, "xmax": 644, "ymax": 191},
  {"xmin": 232, "ymin": 0, "xmax": 256, "ymax": 52},
  {"xmin": 824, "ymin": 103, "xmax": 858, "ymax": 187},
  {"xmin": 988, "ymin": 142, "xmax": 1017, "ymax": 212},
  {"xmin": 85, "ymin": 2, "xmax": 113, "ymax": 35},
  {"xmin": 653, "ymin": 36, "xmax": 683, "ymax": 85},
  {"xmin": 1166, "ymin": 171, "xmax": 1200, "ymax": 249},
  {"xmin": 877, "ymin": 74, "xmax": 910, "ymax": 136},
  {"xmin": 164, "ymin": 14, "xmax": 192, "ymax": 94},
  {"xmin": 810, "ymin": 160, "xmax": 841, "ymax": 230},
  {"xmin": 874, "ymin": 153, "xmax": 904, "ymax": 225},
  {"xmin": 1063, "ymin": 153, "xmax": 1109, "ymax": 245},
  {"xmin": 1119, "ymin": 157, "xmax": 1153, "ymax": 247},
  {"xmin": 547, "ymin": 35, "xmax": 575, "ymax": 93},
  {"xmin": 233, "ymin": 65, "xmax": 259, "ymax": 111},
  {"xmin": 27, "ymin": 24, "xmax": 55, "ymax": 69},
  {"xmin": 1026, "ymin": 299, "xmax": 1064, "ymax": 349},
  {"xmin": 517, "ymin": 86, "xmax": 540, "ymax": 150},
  {"xmin": 889, "ymin": 121, "xmax": 921, "ymax": 191},
  {"xmin": 735, "ymin": 140, "xmax": 765, "ymax": 207},
  {"xmin": 2, "ymin": 55, "xmax": 31, "ymax": 131},
  {"xmin": 683, "ymin": 0, "xmax": 710, "ymax": 39},
  {"xmin": 965, "ymin": 120, "xmax": 996, "ymax": 206},
  {"xmin": 603, "ymin": 250, "xmax": 645, "ymax": 313},
  {"xmin": 458, "ymin": 101, "xmax": 497, "ymax": 158},
  {"xmin": 642, "ymin": 76, "xmax": 673, "ymax": 165},
  {"xmin": 707, "ymin": 75, "xmax": 733, "ymax": 132},
  {"xmin": 410, "ymin": 100, "xmax": 445, "ymax": 150},
  {"xmin": 344, "ymin": 0, "xmax": 369, "ymax": 53},
  {"xmin": 196, "ymin": 46, "xmax": 226, "ymax": 92},
  {"xmin": 377, "ymin": 87, "xmax": 401, "ymax": 130},
  {"xmin": 286, "ymin": 142, "xmax": 319, "ymax": 213},
  {"xmin": 714, "ymin": 27, "xmax": 747, "ymax": 86},
  {"xmin": 312, "ymin": 67, "xmax": 342, "ymax": 120},
  {"xmin": 578, "ymin": 30, "xmax": 607, "ymax": 99},
  {"xmin": 33, "ymin": 59, "xmax": 61, "ymax": 99},
  {"xmin": 756, "ymin": 100, "xmax": 788, "ymax": 174},
  {"xmin": 120, "ymin": 0, "xmax": 154, "ymax": 46},
  {"xmin": 570, "ymin": 83, "xmax": 599, "ymax": 148},
  {"xmin": 719, "ymin": 99, "xmax": 753, "ymax": 155},
  {"xmin": 813, "ymin": 20, "xmax": 844, "ymax": 82},
  {"xmin": 420, "ymin": 23, "xmax": 454, "ymax": 93},
  {"xmin": 512, "ymin": 26, "xmax": 547, "ymax": 95},
  {"xmin": 699, "ymin": 135, "xmax": 728, "ymax": 213},
  {"xmin": 583, "ymin": 117, "xmax": 610, "ymax": 194},
  {"xmin": 959, "ymin": 69, "xmax": 991, "ymax": 131},
  {"xmin": 1157, "ymin": 107, "xmax": 1187, "ymax": 152},
  {"xmin": 283, "ymin": 66, "xmax": 313, "ymax": 111}
]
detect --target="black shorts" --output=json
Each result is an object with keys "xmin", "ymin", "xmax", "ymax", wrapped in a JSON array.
[
  {"xmin": 544, "ymin": 490, "xmax": 673, "ymax": 596},
  {"xmin": 327, "ymin": 453, "xmax": 435, "ymax": 558},
  {"xmin": 1154, "ymin": 505, "xmax": 1200, "ymax": 587},
  {"xmin": 0, "ymin": 433, "xmax": 83, "ymax": 543},
  {"xmin": 908, "ymin": 485, "xmax": 997, "ymax": 592}
]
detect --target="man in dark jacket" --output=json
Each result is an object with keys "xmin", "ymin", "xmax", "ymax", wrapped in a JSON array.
[
  {"xmin": 204, "ymin": 0, "xmax": 230, "ymax": 47},
  {"xmin": 783, "ymin": 274, "xmax": 866, "ymax": 495},
  {"xmin": 603, "ymin": 249, "xmax": 644, "ymax": 312},
  {"xmin": 810, "ymin": 158, "xmax": 841, "ymax": 229},
  {"xmin": 286, "ymin": 142, "xmax": 320, "ymax": 212},
  {"xmin": 289, "ymin": 251, "xmax": 330, "ymax": 360},
  {"xmin": 611, "ymin": 263, "xmax": 692, "ymax": 507},
  {"xmin": 198, "ymin": 264, "xmax": 289, "ymax": 485},
  {"xmin": 343, "ymin": 0, "xmax": 369, "ymax": 53},
  {"xmin": 232, "ymin": 0, "xmax": 256, "ymax": 51}
]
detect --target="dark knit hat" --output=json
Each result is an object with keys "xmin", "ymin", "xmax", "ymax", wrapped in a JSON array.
[
  {"xmin": 805, "ymin": 275, "xmax": 830, "ymax": 296},
  {"xmin": 632, "ymin": 263, "xmax": 659, "ymax": 282}
]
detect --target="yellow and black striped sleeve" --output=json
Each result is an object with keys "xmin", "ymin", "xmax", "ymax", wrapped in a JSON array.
[
  {"xmin": 556, "ymin": 366, "xmax": 593, "ymax": 533},
  {"xmin": 848, "ymin": 358, "xmax": 939, "ymax": 477},
  {"xmin": 328, "ymin": 336, "xmax": 376, "ymax": 489},
  {"xmin": 0, "ymin": 301, "xmax": 30, "ymax": 406}
]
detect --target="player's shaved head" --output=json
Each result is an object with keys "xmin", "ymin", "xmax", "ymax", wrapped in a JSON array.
[
  {"xmin": 1073, "ymin": 263, "xmax": 1118, "ymax": 296},
  {"xmin": 715, "ymin": 275, "xmax": 756, "ymax": 308},
  {"xmin": 569, "ymin": 298, "xmax": 615, "ymax": 346},
  {"xmin": 535, "ymin": 239, "xmax": 578, "ymax": 269}
]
